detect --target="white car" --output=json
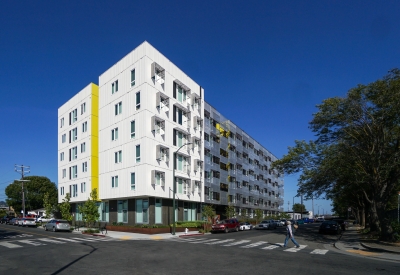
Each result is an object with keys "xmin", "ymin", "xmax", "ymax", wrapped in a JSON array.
[
  {"xmin": 239, "ymin": 222, "xmax": 252, "ymax": 231},
  {"xmin": 37, "ymin": 216, "xmax": 52, "ymax": 223},
  {"xmin": 22, "ymin": 218, "xmax": 36, "ymax": 227}
]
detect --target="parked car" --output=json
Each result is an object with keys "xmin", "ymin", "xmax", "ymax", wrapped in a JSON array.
[
  {"xmin": 319, "ymin": 220, "xmax": 342, "ymax": 235},
  {"xmin": 316, "ymin": 217, "xmax": 325, "ymax": 222},
  {"xmin": 36, "ymin": 216, "xmax": 52, "ymax": 223},
  {"xmin": 44, "ymin": 219, "xmax": 71, "ymax": 232},
  {"xmin": 211, "ymin": 218, "xmax": 240, "ymax": 233},
  {"xmin": 255, "ymin": 220, "xmax": 277, "ymax": 230},
  {"xmin": 239, "ymin": 222, "xmax": 252, "ymax": 231},
  {"xmin": 9, "ymin": 217, "xmax": 19, "ymax": 225},
  {"xmin": 22, "ymin": 218, "xmax": 36, "ymax": 227},
  {"xmin": 332, "ymin": 218, "xmax": 347, "ymax": 231},
  {"xmin": 279, "ymin": 219, "xmax": 287, "ymax": 226},
  {"xmin": 295, "ymin": 219, "xmax": 305, "ymax": 225},
  {"xmin": 17, "ymin": 218, "xmax": 24, "ymax": 226},
  {"xmin": 303, "ymin": 218, "xmax": 315, "ymax": 223},
  {"xmin": 0, "ymin": 216, "xmax": 13, "ymax": 224}
]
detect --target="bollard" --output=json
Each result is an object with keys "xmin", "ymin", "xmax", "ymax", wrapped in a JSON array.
[{"xmin": 185, "ymin": 228, "xmax": 188, "ymax": 234}]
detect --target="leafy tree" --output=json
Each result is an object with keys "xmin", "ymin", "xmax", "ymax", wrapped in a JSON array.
[
  {"xmin": 273, "ymin": 69, "xmax": 400, "ymax": 241},
  {"xmin": 59, "ymin": 193, "xmax": 73, "ymax": 222},
  {"xmin": 292, "ymin": 203, "xmax": 307, "ymax": 213},
  {"xmin": 43, "ymin": 192, "xmax": 58, "ymax": 219},
  {"xmin": 224, "ymin": 205, "xmax": 235, "ymax": 219},
  {"xmin": 0, "ymin": 209, "xmax": 7, "ymax": 217},
  {"xmin": 240, "ymin": 208, "xmax": 248, "ymax": 221},
  {"xmin": 202, "ymin": 204, "xmax": 215, "ymax": 232},
  {"xmin": 78, "ymin": 188, "xmax": 100, "ymax": 228},
  {"xmin": 5, "ymin": 176, "xmax": 57, "ymax": 213},
  {"xmin": 254, "ymin": 209, "xmax": 264, "ymax": 224}
]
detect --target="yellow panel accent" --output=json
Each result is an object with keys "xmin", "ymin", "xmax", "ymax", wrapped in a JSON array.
[{"xmin": 90, "ymin": 83, "xmax": 99, "ymax": 200}]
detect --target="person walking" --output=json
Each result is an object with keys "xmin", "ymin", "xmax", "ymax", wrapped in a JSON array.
[{"xmin": 283, "ymin": 220, "xmax": 300, "ymax": 248}]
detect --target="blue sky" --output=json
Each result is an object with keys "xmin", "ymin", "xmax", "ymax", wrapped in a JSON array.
[{"xmin": 1, "ymin": 0, "xmax": 399, "ymax": 215}]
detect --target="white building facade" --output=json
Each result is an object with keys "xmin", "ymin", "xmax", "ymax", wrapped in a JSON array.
[{"xmin": 58, "ymin": 41, "xmax": 283, "ymax": 226}]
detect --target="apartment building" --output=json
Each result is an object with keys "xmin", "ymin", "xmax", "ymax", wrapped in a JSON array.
[{"xmin": 58, "ymin": 41, "xmax": 284, "ymax": 226}]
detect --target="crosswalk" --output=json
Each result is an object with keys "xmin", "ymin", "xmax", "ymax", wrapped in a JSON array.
[
  {"xmin": 0, "ymin": 236, "xmax": 117, "ymax": 249},
  {"xmin": 165, "ymin": 237, "xmax": 329, "ymax": 255}
]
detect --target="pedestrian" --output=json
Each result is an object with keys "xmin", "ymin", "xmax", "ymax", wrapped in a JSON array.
[{"xmin": 283, "ymin": 220, "xmax": 300, "ymax": 248}]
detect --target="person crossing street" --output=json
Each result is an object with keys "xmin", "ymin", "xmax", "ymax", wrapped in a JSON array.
[{"xmin": 283, "ymin": 220, "xmax": 300, "ymax": 248}]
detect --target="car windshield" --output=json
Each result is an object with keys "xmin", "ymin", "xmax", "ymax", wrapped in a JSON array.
[{"xmin": 57, "ymin": 220, "xmax": 69, "ymax": 224}]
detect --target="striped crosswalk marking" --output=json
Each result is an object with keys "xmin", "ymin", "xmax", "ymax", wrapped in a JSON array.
[
  {"xmin": 54, "ymin": 237, "xmax": 82, "ymax": 243},
  {"xmin": 284, "ymin": 245, "xmax": 307, "ymax": 252},
  {"xmin": 261, "ymin": 244, "xmax": 281, "ymax": 250},
  {"xmin": 37, "ymin": 238, "xmax": 66, "ymax": 244},
  {"xmin": 241, "ymin": 241, "xmax": 268, "ymax": 248},
  {"xmin": 222, "ymin": 240, "xmax": 251, "ymax": 246},
  {"xmin": 190, "ymin": 239, "xmax": 219, "ymax": 244},
  {"xmin": 0, "ymin": 242, "xmax": 23, "ymax": 248},
  {"xmin": 70, "ymin": 237, "xmax": 98, "ymax": 242},
  {"xmin": 205, "ymin": 239, "xmax": 235, "ymax": 245},
  {"xmin": 18, "ymin": 240, "xmax": 46, "ymax": 246},
  {"xmin": 310, "ymin": 249, "xmax": 329, "ymax": 255}
]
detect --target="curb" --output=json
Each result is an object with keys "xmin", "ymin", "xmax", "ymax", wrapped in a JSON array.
[
  {"xmin": 81, "ymin": 232, "xmax": 107, "ymax": 237},
  {"xmin": 179, "ymin": 233, "xmax": 204, "ymax": 238},
  {"xmin": 360, "ymin": 242, "xmax": 400, "ymax": 255}
]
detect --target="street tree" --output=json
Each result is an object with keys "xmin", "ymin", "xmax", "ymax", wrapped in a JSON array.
[
  {"xmin": 202, "ymin": 204, "xmax": 215, "ymax": 231},
  {"xmin": 59, "ymin": 193, "xmax": 73, "ymax": 222},
  {"xmin": 273, "ymin": 69, "xmax": 400, "ymax": 241},
  {"xmin": 254, "ymin": 209, "xmax": 264, "ymax": 224},
  {"xmin": 224, "ymin": 205, "xmax": 235, "ymax": 219},
  {"xmin": 43, "ymin": 192, "xmax": 58, "ymax": 219},
  {"xmin": 5, "ymin": 176, "xmax": 57, "ymax": 214},
  {"xmin": 292, "ymin": 203, "xmax": 307, "ymax": 213},
  {"xmin": 78, "ymin": 188, "xmax": 100, "ymax": 229}
]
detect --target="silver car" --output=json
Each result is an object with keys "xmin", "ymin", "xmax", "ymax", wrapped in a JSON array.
[
  {"xmin": 22, "ymin": 218, "xmax": 36, "ymax": 227},
  {"xmin": 44, "ymin": 219, "xmax": 71, "ymax": 232}
]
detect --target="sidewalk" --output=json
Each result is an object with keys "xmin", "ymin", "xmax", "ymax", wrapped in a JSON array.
[
  {"xmin": 71, "ymin": 227, "xmax": 204, "ymax": 241},
  {"xmin": 334, "ymin": 226, "xmax": 400, "ymax": 261}
]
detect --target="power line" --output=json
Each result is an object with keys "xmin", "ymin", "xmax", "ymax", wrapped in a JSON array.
[{"xmin": 0, "ymin": 179, "xmax": 15, "ymax": 185}]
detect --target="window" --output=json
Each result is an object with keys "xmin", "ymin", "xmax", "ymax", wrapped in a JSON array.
[
  {"xmin": 111, "ymin": 127, "xmax": 119, "ymax": 141},
  {"xmin": 60, "ymin": 187, "xmax": 64, "ymax": 195},
  {"xmin": 136, "ymin": 199, "xmax": 149, "ymax": 223},
  {"xmin": 174, "ymin": 84, "xmax": 187, "ymax": 103},
  {"xmin": 112, "ymin": 176, "xmax": 119, "ymax": 188},
  {"xmin": 71, "ymin": 184, "xmax": 78, "ymax": 197},
  {"xmin": 81, "ymin": 142, "xmax": 86, "ymax": 153},
  {"xmin": 176, "ymin": 154, "xmax": 189, "ymax": 173},
  {"xmin": 173, "ymin": 129, "xmax": 188, "ymax": 147},
  {"xmin": 81, "ymin": 182, "xmax": 86, "ymax": 193},
  {"xmin": 136, "ymin": 92, "xmax": 140, "ymax": 110},
  {"xmin": 130, "ymin": 172, "xmax": 135, "ymax": 190},
  {"xmin": 70, "ymin": 146, "xmax": 77, "ymax": 160},
  {"xmin": 62, "ymin": 169, "xmax": 66, "ymax": 178},
  {"xmin": 69, "ymin": 109, "xmax": 77, "ymax": 125},
  {"xmin": 173, "ymin": 105, "xmax": 184, "ymax": 125},
  {"xmin": 131, "ymin": 69, "xmax": 135, "ymax": 87},
  {"xmin": 136, "ymin": 145, "xmax": 140, "ymax": 163},
  {"xmin": 62, "ymin": 134, "xmax": 66, "ymax": 143},
  {"xmin": 112, "ymin": 80, "xmax": 118, "ymax": 94},
  {"xmin": 153, "ymin": 171, "xmax": 165, "ymax": 186},
  {"xmin": 155, "ymin": 199, "xmax": 162, "ymax": 224},
  {"xmin": 81, "ymin": 102, "xmax": 86, "ymax": 114},
  {"xmin": 82, "ymin": 161, "xmax": 87, "ymax": 172},
  {"xmin": 60, "ymin": 118, "xmax": 64, "ymax": 128},
  {"xmin": 69, "ymin": 128, "xmax": 78, "ymax": 142},
  {"xmin": 70, "ymin": 165, "xmax": 78, "ymax": 179},
  {"xmin": 117, "ymin": 200, "xmax": 128, "ymax": 223},
  {"xmin": 115, "ymin": 150, "xmax": 122, "ymax": 163},
  {"xmin": 115, "ymin": 102, "xmax": 122, "ymax": 115},
  {"xmin": 82, "ymin": 121, "xmax": 88, "ymax": 133},
  {"xmin": 60, "ymin": 152, "xmax": 64, "ymax": 161},
  {"xmin": 130, "ymin": 121, "xmax": 135, "ymax": 138}
]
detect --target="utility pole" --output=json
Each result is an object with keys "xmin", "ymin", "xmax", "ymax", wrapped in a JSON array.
[
  {"xmin": 14, "ymin": 164, "xmax": 30, "ymax": 218},
  {"xmin": 301, "ymin": 194, "xmax": 303, "ymax": 219},
  {"xmin": 288, "ymin": 201, "xmax": 290, "ymax": 212}
]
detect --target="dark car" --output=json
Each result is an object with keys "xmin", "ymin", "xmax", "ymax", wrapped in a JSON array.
[
  {"xmin": 0, "ymin": 216, "xmax": 13, "ymax": 224},
  {"xmin": 319, "ymin": 220, "xmax": 342, "ymax": 235},
  {"xmin": 211, "ymin": 218, "xmax": 240, "ymax": 233},
  {"xmin": 332, "ymin": 218, "xmax": 347, "ymax": 231}
]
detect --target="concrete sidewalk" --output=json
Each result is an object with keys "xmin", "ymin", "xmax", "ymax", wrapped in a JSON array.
[
  {"xmin": 334, "ymin": 226, "xmax": 400, "ymax": 262},
  {"xmin": 71, "ymin": 227, "xmax": 204, "ymax": 240}
]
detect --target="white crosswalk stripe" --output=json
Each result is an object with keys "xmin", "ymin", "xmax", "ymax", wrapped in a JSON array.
[
  {"xmin": 261, "ymin": 244, "xmax": 281, "ymax": 250},
  {"xmin": 37, "ymin": 238, "xmax": 66, "ymax": 244},
  {"xmin": 241, "ymin": 241, "xmax": 268, "ymax": 248},
  {"xmin": 284, "ymin": 245, "xmax": 307, "ymax": 252},
  {"xmin": 71, "ymin": 237, "xmax": 98, "ymax": 242},
  {"xmin": 0, "ymin": 242, "xmax": 23, "ymax": 248},
  {"xmin": 222, "ymin": 240, "xmax": 251, "ymax": 246},
  {"xmin": 190, "ymin": 239, "xmax": 220, "ymax": 244},
  {"xmin": 205, "ymin": 239, "xmax": 235, "ymax": 245},
  {"xmin": 310, "ymin": 249, "xmax": 329, "ymax": 255},
  {"xmin": 18, "ymin": 240, "xmax": 46, "ymax": 246},
  {"xmin": 54, "ymin": 237, "xmax": 82, "ymax": 243}
]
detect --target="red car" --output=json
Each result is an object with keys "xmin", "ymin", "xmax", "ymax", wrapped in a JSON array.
[{"xmin": 211, "ymin": 218, "xmax": 240, "ymax": 233}]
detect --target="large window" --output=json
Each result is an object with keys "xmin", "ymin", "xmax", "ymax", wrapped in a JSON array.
[
  {"xmin": 69, "ymin": 165, "xmax": 77, "ymax": 179},
  {"xmin": 136, "ymin": 199, "xmax": 149, "ymax": 223},
  {"xmin": 71, "ymin": 184, "xmax": 78, "ymax": 197},
  {"xmin": 130, "ymin": 121, "xmax": 135, "ymax": 138},
  {"xmin": 69, "ymin": 109, "xmax": 77, "ymax": 125},
  {"xmin": 173, "ymin": 129, "xmax": 188, "ymax": 147},
  {"xmin": 155, "ymin": 199, "xmax": 162, "ymax": 224},
  {"xmin": 117, "ymin": 200, "xmax": 128, "ymax": 223},
  {"xmin": 115, "ymin": 102, "xmax": 122, "ymax": 115},
  {"xmin": 60, "ymin": 187, "xmax": 64, "ymax": 195},
  {"xmin": 136, "ymin": 145, "xmax": 140, "ymax": 163},
  {"xmin": 70, "ymin": 146, "xmax": 77, "ymax": 160},
  {"xmin": 183, "ymin": 202, "xmax": 196, "ymax": 221},
  {"xmin": 111, "ymin": 127, "xmax": 118, "ymax": 141},
  {"xmin": 176, "ymin": 154, "xmax": 189, "ymax": 173},
  {"xmin": 130, "ymin": 172, "xmax": 135, "ymax": 190},
  {"xmin": 174, "ymin": 84, "xmax": 187, "ymax": 103},
  {"xmin": 99, "ymin": 202, "xmax": 109, "ymax": 222},
  {"xmin": 131, "ymin": 69, "xmax": 135, "ymax": 87},
  {"xmin": 112, "ymin": 176, "xmax": 118, "ymax": 188}
]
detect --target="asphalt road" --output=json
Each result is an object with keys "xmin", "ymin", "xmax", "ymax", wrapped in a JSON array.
[{"xmin": 1, "ymin": 223, "xmax": 399, "ymax": 275}]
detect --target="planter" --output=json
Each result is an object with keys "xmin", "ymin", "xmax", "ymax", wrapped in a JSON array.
[{"xmin": 105, "ymin": 225, "xmax": 199, "ymax": 234}]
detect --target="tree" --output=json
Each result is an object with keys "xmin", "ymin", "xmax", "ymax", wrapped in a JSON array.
[
  {"xmin": 273, "ymin": 69, "xmax": 400, "ymax": 241},
  {"xmin": 202, "ymin": 204, "xmax": 215, "ymax": 232},
  {"xmin": 224, "ymin": 205, "xmax": 235, "ymax": 219},
  {"xmin": 292, "ymin": 203, "xmax": 307, "ymax": 213},
  {"xmin": 5, "ymin": 176, "xmax": 57, "ymax": 213},
  {"xmin": 43, "ymin": 192, "xmax": 58, "ymax": 219},
  {"xmin": 0, "ymin": 209, "xmax": 7, "ymax": 217},
  {"xmin": 240, "ymin": 208, "xmax": 248, "ymax": 221},
  {"xmin": 254, "ymin": 209, "xmax": 264, "ymax": 224},
  {"xmin": 78, "ymin": 188, "xmax": 100, "ymax": 228},
  {"xmin": 59, "ymin": 193, "xmax": 73, "ymax": 222}
]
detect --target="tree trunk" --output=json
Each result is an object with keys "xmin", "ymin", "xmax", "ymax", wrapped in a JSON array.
[
  {"xmin": 369, "ymin": 201, "xmax": 380, "ymax": 233},
  {"xmin": 361, "ymin": 208, "xmax": 365, "ymax": 227}
]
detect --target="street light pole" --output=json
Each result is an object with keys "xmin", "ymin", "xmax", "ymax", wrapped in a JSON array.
[
  {"xmin": 172, "ymin": 143, "xmax": 192, "ymax": 235},
  {"xmin": 292, "ymin": 196, "xmax": 296, "ymax": 220}
]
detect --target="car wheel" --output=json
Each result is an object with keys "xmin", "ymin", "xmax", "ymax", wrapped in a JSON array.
[
  {"xmin": 224, "ymin": 227, "xmax": 229, "ymax": 233},
  {"xmin": 52, "ymin": 227, "xmax": 57, "ymax": 232},
  {"xmin": 235, "ymin": 227, "xmax": 239, "ymax": 232},
  {"xmin": 44, "ymin": 226, "xmax": 48, "ymax": 231}
]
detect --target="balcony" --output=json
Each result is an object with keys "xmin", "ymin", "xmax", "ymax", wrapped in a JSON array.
[
  {"xmin": 156, "ymin": 91, "xmax": 169, "ymax": 114},
  {"xmin": 193, "ymin": 116, "xmax": 203, "ymax": 132},
  {"xmin": 151, "ymin": 115, "xmax": 165, "ymax": 137},
  {"xmin": 151, "ymin": 62, "xmax": 165, "ymax": 86},
  {"xmin": 151, "ymin": 170, "xmax": 165, "ymax": 187},
  {"xmin": 156, "ymin": 144, "xmax": 169, "ymax": 163}
]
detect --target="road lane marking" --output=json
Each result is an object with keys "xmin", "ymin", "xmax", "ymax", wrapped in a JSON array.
[
  {"xmin": 241, "ymin": 241, "xmax": 268, "ymax": 248},
  {"xmin": 37, "ymin": 238, "xmax": 66, "ymax": 244},
  {"xmin": 190, "ymin": 239, "xmax": 219, "ymax": 244},
  {"xmin": 71, "ymin": 237, "xmax": 97, "ymax": 242},
  {"xmin": 310, "ymin": 249, "xmax": 329, "ymax": 255},
  {"xmin": 18, "ymin": 240, "xmax": 46, "ymax": 246},
  {"xmin": 205, "ymin": 239, "xmax": 235, "ymax": 245},
  {"xmin": 261, "ymin": 244, "xmax": 281, "ymax": 250},
  {"xmin": 54, "ymin": 238, "xmax": 81, "ymax": 243},
  {"xmin": 0, "ymin": 242, "xmax": 23, "ymax": 248},
  {"xmin": 284, "ymin": 245, "xmax": 307, "ymax": 252},
  {"xmin": 222, "ymin": 240, "xmax": 251, "ymax": 246}
]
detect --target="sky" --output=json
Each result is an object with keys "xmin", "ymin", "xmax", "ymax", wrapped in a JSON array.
[{"xmin": 1, "ymin": 0, "xmax": 399, "ymax": 215}]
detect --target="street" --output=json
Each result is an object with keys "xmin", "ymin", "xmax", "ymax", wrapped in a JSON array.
[{"xmin": 1, "ymin": 223, "xmax": 399, "ymax": 274}]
